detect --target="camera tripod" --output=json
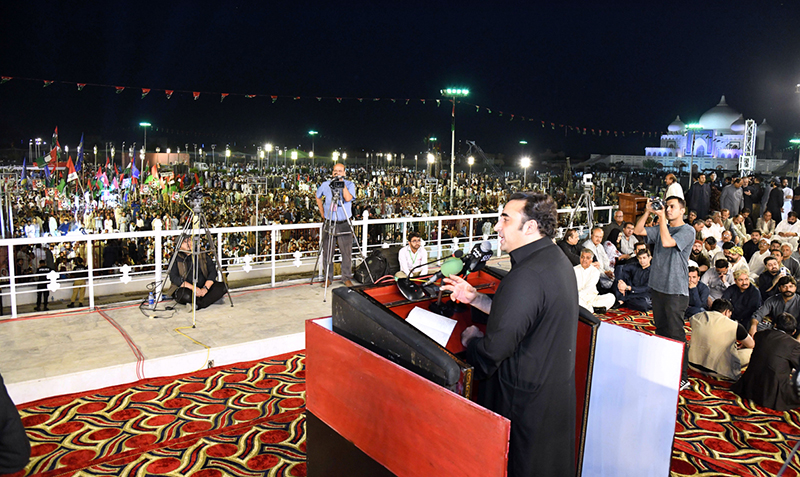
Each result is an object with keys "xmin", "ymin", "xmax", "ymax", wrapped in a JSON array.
[
  {"xmin": 568, "ymin": 183, "xmax": 595, "ymax": 231},
  {"xmin": 150, "ymin": 194, "xmax": 234, "ymax": 325},
  {"xmin": 310, "ymin": 182, "xmax": 372, "ymax": 301}
]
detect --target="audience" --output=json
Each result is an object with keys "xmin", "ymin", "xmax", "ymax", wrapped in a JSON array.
[
  {"xmin": 686, "ymin": 266, "xmax": 710, "ymax": 319},
  {"xmin": 751, "ymin": 276, "xmax": 800, "ymax": 336},
  {"xmin": 575, "ymin": 248, "xmax": 615, "ymax": 313},
  {"xmin": 613, "ymin": 248, "xmax": 652, "ymax": 311},
  {"xmin": 721, "ymin": 269, "xmax": 762, "ymax": 329},
  {"xmin": 688, "ymin": 298, "xmax": 755, "ymax": 381},
  {"xmin": 701, "ymin": 259, "xmax": 733, "ymax": 307}
]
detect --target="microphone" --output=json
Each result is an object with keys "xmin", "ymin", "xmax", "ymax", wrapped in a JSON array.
[
  {"xmin": 461, "ymin": 241, "xmax": 493, "ymax": 275},
  {"xmin": 397, "ymin": 250, "xmax": 464, "ymax": 302},
  {"xmin": 408, "ymin": 249, "xmax": 463, "ymax": 277},
  {"xmin": 424, "ymin": 256, "xmax": 465, "ymax": 286}
]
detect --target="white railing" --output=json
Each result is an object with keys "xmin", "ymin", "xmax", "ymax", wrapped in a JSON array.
[{"xmin": 0, "ymin": 205, "xmax": 615, "ymax": 318}]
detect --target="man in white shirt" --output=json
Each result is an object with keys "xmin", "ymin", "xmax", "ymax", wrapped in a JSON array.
[
  {"xmin": 749, "ymin": 238, "xmax": 772, "ymax": 280},
  {"xmin": 583, "ymin": 226, "xmax": 614, "ymax": 289},
  {"xmin": 774, "ymin": 212, "xmax": 800, "ymax": 251},
  {"xmin": 618, "ymin": 221, "xmax": 639, "ymax": 256},
  {"xmin": 665, "ymin": 173, "xmax": 684, "ymax": 200},
  {"xmin": 575, "ymin": 249, "xmax": 615, "ymax": 312},
  {"xmin": 398, "ymin": 232, "xmax": 428, "ymax": 277}
]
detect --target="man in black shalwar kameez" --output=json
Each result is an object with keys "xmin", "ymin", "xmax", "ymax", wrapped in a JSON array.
[{"xmin": 444, "ymin": 192, "xmax": 578, "ymax": 477}]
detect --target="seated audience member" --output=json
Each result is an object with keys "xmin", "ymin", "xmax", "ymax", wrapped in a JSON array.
[
  {"xmin": 742, "ymin": 229, "xmax": 762, "ymax": 262},
  {"xmin": 583, "ymin": 226, "xmax": 614, "ymax": 290},
  {"xmin": 703, "ymin": 236, "xmax": 722, "ymax": 262},
  {"xmin": 398, "ymin": 232, "xmax": 428, "ymax": 277},
  {"xmin": 603, "ymin": 229, "xmax": 625, "ymax": 267},
  {"xmin": 689, "ymin": 298, "xmax": 755, "ymax": 381},
  {"xmin": 732, "ymin": 312, "xmax": 800, "ymax": 411},
  {"xmin": 615, "ymin": 241, "xmax": 648, "ymax": 271},
  {"xmin": 168, "ymin": 236, "xmax": 227, "ymax": 310},
  {"xmin": 701, "ymin": 259, "xmax": 733, "ymax": 307},
  {"xmin": 0, "ymin": 372, "xmax": 30, "ymax": 475},
  {"xmin": 793, "ymin": 241, "xmax": 800, "ymax": 266},
  {"xmin": 557, "ymin": 228, "xmax": 582, "ymax": 266},
  {"xmin": 724, "ymin": 245, "xmax": 749, "ymax": 276},
  {"xmin": 692, "ymin": 218, "xmax": 706, "ymax": 241},
  {"xmin": 689, "ymin": 240, "xmax": 711, "ymax": 275},
  {"xmin": 702, "ymin": 213, "xmax": 724, "ymax": 241},
  {"xmin": 687, "ymin": 266, "xmax": 710, "ymax": 319},
  {"xmin": 751, "ymin": 276, "xmax": 800, "ymax": 336},
  {"xmin": 603, "ymin": 209, "xmax": 625, "ymax": 242},
  {"xmin": 782, "ymin": 242, "xmax": 800, "ymax": 270},
  {"xmin": 617, "ymin": 221, "xmax": 638, "ymax": 257},
  {"xmin": 731, "ymin": 214, "xmax": 749, "ymax": 245},
  {"xmin": 757, "ymin": 210, "xmax": 776, "ymax": 239},
  {"xmin": 773, "ymin": 247, "xmax": 800, "ymax": 280},
  {"xmin": 575, "ymin": 249, "xmax": 615, "ymax": 313},
  {"xmin": 757, "ymin": 256, "xmax": 784, "ymax": 302},
  {"xmin": 614, "ymin": 248, "xmax": 652, "ymax": 311},
  {"xmin": 775, "ymin": 211, "xmax": 800, "ymax": 250},
  {"xmin": 748, "ymin": 238, "xmax": 771, "ymax": 280},
  {"xmin": 722, "ymin": 269, "xmax": 762, "ymax": 328}
]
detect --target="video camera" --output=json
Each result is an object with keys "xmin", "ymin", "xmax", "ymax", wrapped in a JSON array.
[
  {"xmin": 185, "ymin": 185, "xmax": 210, "ymax": 202},
  {"xmin": 330, "ymin": 178, "xmax": 346, "ymax": 190}
]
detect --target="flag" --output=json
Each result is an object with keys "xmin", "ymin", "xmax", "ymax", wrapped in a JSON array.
[
  {"xmin": 95, "ymin": 172, "xmax": 109, "ymax": 189},
  {"xmin": 57, "ymin": 178, "xmax": 66, "ymax": 193},
  {"xmin": 110, "ymin": 177, "xmax": 118, "ymax": 190},
  {"xmin": 131, "ymin": 160, "xmax": 140, "ymax": 180},
  {"xmin": 42, "ymin": 161, "xmax": 51, "ymax": 186},
  {"xmin": 20, "ymin": 158, "xmax": 28, "ymax": 188},
  {"xmin": 52, "ymin": 127, "xmax": 61, "ymax": 160},
  {"xmin": 75, "ymin": 133, "xmax": 84, "ymax": 172},
  {"xmin": 105, "ymin": 156, "xmax": 111, "ymax": 171},
  {"xmin": 66, "ymin": 156, "xmax": 78, "ymax": 182}
]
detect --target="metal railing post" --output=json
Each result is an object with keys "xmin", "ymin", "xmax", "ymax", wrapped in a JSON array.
[
  {"xmin": 154, "ymin": 220, "xmax": 163, "ymax": 295},
  {"xmin": 437, "ymin": 219, "xmax": 443, "ymax": 259},
  {"xmin": 271, "ymin": 227, "xmax": 276, "ymax": 287},
  {"xmin": 361, "ymin": 210, "xmax": 369, "ymax": 257},
  {"xmin": 87, "ymin": 238, "xmax": 95, "ymax": 309},
  {"xmin": 8, "ymin": 244, "xmax": 16, "ymax": 318}
]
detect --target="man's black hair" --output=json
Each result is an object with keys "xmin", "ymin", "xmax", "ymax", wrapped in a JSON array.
[
  {"xmin": 715, "ymin": 259, "xmax": 729, "ymax": 269},
  {"xmin": 705, "ymin": 236, "xmax": 717, "ymax": 246},
  {"xmin": 710, "ymin": 298, "xmax": 734, "ymax": 314},
  {"xmin": 508, "ymin": 192, "xmax": 558, "ymax": 238},
  {"xmin": 775, "ymin": 312, "xmax": 797, "ymax": 335}
]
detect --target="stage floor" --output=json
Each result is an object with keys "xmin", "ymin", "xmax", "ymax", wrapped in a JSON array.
[{"xmin": 1, "ymin": 258, "xmax": 513, "ymax": 404}]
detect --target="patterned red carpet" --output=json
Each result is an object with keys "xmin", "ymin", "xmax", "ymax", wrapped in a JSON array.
[
  {"xmin": 8, "ymin": 352, "xmax": 307, "ymax": 477},
  {"xmin": 604, "ymin": 308, "xmax": 800, "ymax": 477},
  {"xmin": 7, "ymin": 312, "xmax": 800, "ymax": 476}
]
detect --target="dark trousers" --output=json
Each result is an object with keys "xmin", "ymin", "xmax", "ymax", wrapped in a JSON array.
[
  {"xmin": 36, "ymin": 286, "xmax": 49, "ymax": 308},
  {"xmin": 321, "ymin": 221, "xmax": 353, "ymax": 281},
  {"xmin": 174, "ymin": 282, "xmax": 227, "ymax": 310},
  {"xmin": 651, "ymin": 289, "xmax": 689, "ymax": 379},
  {"xmin": 0, "ymin": 373, "xmax": 30, "ymax": 474}
]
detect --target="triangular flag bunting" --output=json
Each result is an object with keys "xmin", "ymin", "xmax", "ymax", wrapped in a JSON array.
[
  {"xmin": 220, "ymin": 93, "xmax": 229, "ymax": 102},
  {"xmin": 43, "ymin": 80, "xmax": 53, "ymax": 87},
  {"xmin": 77, "ymin": 83, "xmax": 86, "ymax": 91},
  {"xmin": 115, "ymin": 86, "xmax": 125, "ymax": 94},
  {"xmin": 245, "ymin": 94, "xmax": 256, "ymax": 98},
  {"xmin": 271, "ymin": 96, "xmax": 278, "ymax": 103},
  {"xmin": 165, "ymin": 90, "xmax": 174, "ymax": 99},
  {"xmin": 0, "ymin": 77, "xmax": 11, "ymax": 84},
  {"xmin": 141, "ymin": 88, "xmax": 150, "ymax": 99},
  {"xmin": 193, "ymin": 91, "xmax": 200, "ymax": 100}
]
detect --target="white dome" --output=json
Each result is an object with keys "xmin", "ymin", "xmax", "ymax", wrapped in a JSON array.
[
  {"xmin": 698, "ymin": 95, "xmax": 741, "ymax": 132},
  {"xmin": 667, "ymin": 115, "xmax": 686, "ymax": 132},
  {"xmin": 730, "ymin": 114, "xmax": 745, "ymax": 132},
  {"xmin": 759, "ymin": 118, "xmax": 773, "ymax": 133}
]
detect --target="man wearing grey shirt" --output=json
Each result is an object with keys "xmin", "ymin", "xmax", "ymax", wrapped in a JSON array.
[
  {"xmin": 634, "ymin": 196, "xmax": 695, "ymax": 390},
  {"xmin": 750, "ymin": 276, "xmax": 800, "ymax": 336}
]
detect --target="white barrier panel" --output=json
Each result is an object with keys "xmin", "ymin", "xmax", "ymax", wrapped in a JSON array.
[{"xmin": 582, "ymin": 323, "xmax": 683, "ymax": 476}]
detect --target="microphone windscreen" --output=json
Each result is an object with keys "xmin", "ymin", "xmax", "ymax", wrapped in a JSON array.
[
  {"xmin": 440, "ymin": 257, "xmax": 464, "ymax": 277},
  {"xmin": 480, "ymin": 241, "xmax": 492, "ymax": 252},
  {"xmin": 453, "ymin": 250, "xmax": 464, "ymax": 258}
]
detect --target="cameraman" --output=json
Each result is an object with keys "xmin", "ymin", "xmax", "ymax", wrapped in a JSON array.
[
  {"xmin": 315, "ymin": 163, "xmax": 356, "ymax": 287},
  {"xmin": 634, "ymin": 195, "xmax": 695, "ymax": 390}
]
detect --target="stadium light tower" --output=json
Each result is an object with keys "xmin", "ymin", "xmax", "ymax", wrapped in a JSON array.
[
  {"xmin": 427, "ymin": 152, "xmax": 435, "ymax": 176},
  {"xmin": 520, "ymin": 156, "xmax": 531, "ymax": 186},
  {"xmin": 139, "ymin": 122, "xmax": 151, "ymax": 155},
  {"xmin": 309, "ymin": 131, "xmax": 318, "ymax": 167},
  {"xmin": 441, "ymin": 87, "xmax": 469, "ymax": 204}
]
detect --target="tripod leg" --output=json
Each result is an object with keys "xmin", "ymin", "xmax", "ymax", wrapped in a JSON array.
[{"xmin": 341, "ymin": 212, "xmax": 372, "ymax": 283}]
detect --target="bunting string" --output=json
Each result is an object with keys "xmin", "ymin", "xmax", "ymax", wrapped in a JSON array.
[{"xmin": 0, "ymin": 75, "xmax": 666, "ymax": 138}]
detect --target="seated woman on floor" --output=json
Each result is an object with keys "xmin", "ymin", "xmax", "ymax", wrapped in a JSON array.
[{"xmin": 732, "ymin": 312, "xmax": 800, "ymax": 411}]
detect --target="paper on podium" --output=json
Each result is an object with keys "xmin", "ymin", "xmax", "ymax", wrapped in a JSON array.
[{"xmin": 406, "ymin": 306, "xmax": 458, "ymax": 347}]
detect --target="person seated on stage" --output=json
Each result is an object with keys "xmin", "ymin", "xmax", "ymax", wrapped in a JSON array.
[
  {"xmin": 168, "ymin": 236, "xmax": 227, "ymax": 310},
  {"xmin": 613, "ymin": 248, "xmax": 652, "ymax": 311},
  {"xmin": 748, "ymin": 237, "xmax": 771, "ymax": 280},
  {"xmin": 689, "ymin": 298, "xmax": 755, "ymax": 381},
  {"xmin": 700, "ymin": 259, "xmax": 733, "ymax": 307},
  {"xmin": 751, "ymin": 276, "xmax": 800, "ymax": 336},
  {"xmin": 774, "ymin": 211, "xmax": 800, "ymax": 251},
  {"xmin": 686, "ymin": 266, "xmax": 710, "ymax": 319},
  {"xmin": 0, "ymin": 372, "xmax": 30, "ymax": 475},
  {"xmin": 582, "ymin": 226, "xmax": 614, "ymax": 291},
  {"xmin": 574, "ymin": 248, "xmax": 615, "ymax": 313},
  {"xmin": 732, "ymin": 312, "xmax": 800, "ymax": 411},
  {"xmin": 689, "ymin": 240, "xmax": 710, "ymax": 275},
  {"xmin": 722, "ymin": 269, "xmax": 762, "ymax": 329},
  {"xmin": 557, "ymin": 228, "xmax": 582, "ymax": 266},
  {"xmin": 398, "ymin": 232, "xmax": 428, "ymax": 277},
  {"xmin": 603, "ymin": 228, "xmax": 625, "ymax": 267}
]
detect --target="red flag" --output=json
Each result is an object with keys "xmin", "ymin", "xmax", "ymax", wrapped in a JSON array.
[
  {"xmin": 165, "ymin": 90, "xmax": 174, "ymax": 99},
  {"xmin": 87, "ymin": 176, "xmax": 93, "ymax": 191},
  {"xmin": 66, "ymin": 156, "xmax": 78, "ymax": 182},
  {"xmin": 193, "ymin": 91, "xmax": 200, "ymax": 100},
  {"xmin": 141, "ymin": 88, "xmax": 150, "ymax": 99},
  {"xmin": 115, "ymin": 86, "xmax": 125, "ymax": 94}
]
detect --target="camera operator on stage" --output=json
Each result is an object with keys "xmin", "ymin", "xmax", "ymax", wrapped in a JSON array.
[
  {"xmin": 442, "ymin": 192, "xmax": 578, "ymax": 477},
  {"xmin": 169, "ymin": 236, "xmax": 227, "ymax": 310},
  {"xmin": 315, "ymin": 163, "xmax": 356, "ymax": 287}
]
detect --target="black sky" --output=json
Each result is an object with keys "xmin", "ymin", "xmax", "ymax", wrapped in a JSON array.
[{"xmin": 2, "ymin": 1, "xmax": 800, "ymax": 159}]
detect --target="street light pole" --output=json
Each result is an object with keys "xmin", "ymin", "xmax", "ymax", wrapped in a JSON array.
[
  {"xmin": 468, "ymin": 155, "xmax": 474, "ymax": 180},
  {"xmin": 521, "ymin": 156, "xmax": 531, "ymax": 187},
  {"xmin": 309, "ymin": 131, "xmax": 318, "ymax": 168},
  {"xmin": 440, "ymin": 88, "xmax": 469, "ymax": 205}
]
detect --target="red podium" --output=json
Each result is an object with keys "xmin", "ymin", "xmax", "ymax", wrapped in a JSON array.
[{"xmin": 306, "ymin": 269, "xmax": 601, "ymax": 476}]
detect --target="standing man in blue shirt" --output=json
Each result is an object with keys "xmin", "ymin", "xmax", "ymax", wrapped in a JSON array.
[
  {"xmin": 316, "ymin": 163, "xmax": 356, "ymax": 287},
  {"xmin": 634, "ymin": 196, "xmax": 695, "ymax": 390}
]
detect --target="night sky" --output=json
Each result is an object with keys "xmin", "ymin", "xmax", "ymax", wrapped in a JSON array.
[{"xmin": 2, "ymin": 1, "xmax": 800, "ymax": 160}]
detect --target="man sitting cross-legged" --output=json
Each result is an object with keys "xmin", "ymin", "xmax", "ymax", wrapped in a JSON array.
[
  {"xmin": 613, "ymin": 248, "xmax": 652, "ymax": 311},
  {"xmin": 575, "ymin": 248, "xmax": 615, "ymax": 313},
  {"xmin": 688, "ymin": 298, "xmax": 755, "ymax": 381}
]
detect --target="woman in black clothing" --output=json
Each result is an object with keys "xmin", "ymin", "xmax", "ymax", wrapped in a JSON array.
[{"xmin": 557, "ymin": 228, "xmax": 582, "ymax": 266}]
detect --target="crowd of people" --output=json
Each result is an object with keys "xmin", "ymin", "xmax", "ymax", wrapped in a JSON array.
[{"xmin": 560, "ymin": 171, "xmax": 800, "ymax": 411}]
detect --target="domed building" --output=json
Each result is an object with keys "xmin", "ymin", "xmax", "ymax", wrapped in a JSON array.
[{"xmin": 644, "ymin": 95, "xmax": 775, "ymax": 170}]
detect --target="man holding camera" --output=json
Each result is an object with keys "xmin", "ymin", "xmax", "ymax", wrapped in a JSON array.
[
  {"xmin": 316, "ymin": 163, "xmax": 356, "ymax": 287},
  {"xmin": 634, "ymin": 195, "xmax": 695, "ymax": 390}
]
